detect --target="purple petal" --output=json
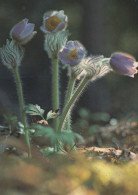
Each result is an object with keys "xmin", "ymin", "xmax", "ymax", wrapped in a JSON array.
[
  {"xmin": 10, "ymin": 18, "xmax": 29, "ymax": 37},
  {"xmin": 20, "ymin": 23, "xmax": 35, "ymax": 39},
  {"xmin": 66, "ymin": 41, "xmax": 76, "ymax": 50},
  {"xmin": 110, "ymin": 52, "xmax": 137, "ymax": 77},
  {"xmin": 59, "ymin": 48, "xmax": 70, "ymax": 62},
  {"xmin": 59, "ymin": 55, "xmax": 71, "ymax": 65},
  {"xmin": 73, "ymin": 41, "xmax": 83, "ymax": 48},
  {"xmin": 77, "ymin": 49, "xmax": 86, "ymax": 59},
  {"xmin": 53, "ymin": 22, "xmax": 65, "ymax": 33},
  {"xmin": 69, "ymin": 59, "xmax": 81, "ymax": 66},
  {"xmin": 40, "ymin": 26, "xmax": 51, "ymax": 34}
]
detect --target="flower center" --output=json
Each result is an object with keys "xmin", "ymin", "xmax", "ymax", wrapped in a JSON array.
[
  {"xmin": 68, "ymin": 49, "xmax": 78, "ymax": 60},
  {"xmin": 46, "ymin": 16, "xmax": 61, "ymax": 32}
]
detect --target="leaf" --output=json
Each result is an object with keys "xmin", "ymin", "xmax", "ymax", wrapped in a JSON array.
[
  {"xmin": 25, "ymin": 104, "xmax": 45, "ymax": 117},
  {"xmin": 32, "ymin": 124, "xmax": 58, "ymax": 146},
  {"xmin": 59, "ymin": 131, "xmax": 84, "ymax": 146},
  {"xmin": 46, "ymin": 109, "xmax": 59, "ymax": 120},
  {"xmin": 32, "ymin": 125, "xmax": 84, "ymax": 147}
]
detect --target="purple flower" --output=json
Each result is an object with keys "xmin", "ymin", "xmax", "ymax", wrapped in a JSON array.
[
  {"xmin": 40, "ymin": 10, "xmax": 68, "ymax": 34},
  {"xmin": 10, "ymin": 18, "xmax": 37, "ymax": 45},
  {"xmin": 59, "ymin": 41, "xmax": 86, "ymax": 66},
  {"xmin": 110, "ymin": 52, "xmax": 138, "ymax": 78}
]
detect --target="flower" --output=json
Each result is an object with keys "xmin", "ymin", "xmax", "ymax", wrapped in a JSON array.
[
  {"xmin": 40, "ymin": 10, "xmax": 68, "ymax": 34},
  {"xmin": 0, "ymin": 40, "xmax": 24, "ymax": 69},
  {"xmin": 10, "ymin": 18, "xmax": 37, "ymax": 45},
  {"xmin": 59, "ymin": 41, "xmax": 86, "ymax": 66},
  {"xmin": 110, "ymin": 52, "xmax": 138, "ymax": 78}
]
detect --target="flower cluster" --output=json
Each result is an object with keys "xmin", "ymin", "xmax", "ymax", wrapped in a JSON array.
[
  {"xmin": 58, "ymin": 40, "xmax": 112, "ymax": 80},
  {"xmin": 0, "ymin": 9, "xmax": 137, "ymax": 155},
  {"xmin": 59, "ymin": 40, "xmax": 138, "ymax": 79}
]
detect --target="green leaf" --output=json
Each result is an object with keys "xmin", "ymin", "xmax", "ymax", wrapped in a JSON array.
[
  {"xmin": 46, "ymin": 109, "xmax": 59, "ymax": 120},
  {"xmin": 32, "ymin": 125, "xmax": 84, "ymax": 148},
  {"xmin": 33, "ymin": 124, "xmax": 52, "ymax": 135},
  {"xmin": 59, "ymin": 131, "xmax": 84, "ymax": 146},
  {"xmin": 33, "ymin": 124, "xmax": 58, "ymax": 145},
  {"xmin": 25, "ymin": 104, "xmax": 45, "ymax": 117}
]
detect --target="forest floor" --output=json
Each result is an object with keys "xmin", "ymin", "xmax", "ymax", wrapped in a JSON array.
[{"xmin": 0, "ymin": 120, "xmax": 138, "ymax": 195}]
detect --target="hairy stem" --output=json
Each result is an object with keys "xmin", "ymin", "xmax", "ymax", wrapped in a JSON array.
[
  {"xmin": 13, "ymin": 67, "xmax": 31, "ymax": 159},
  {"xmin": 65, "ymin": 77, "xmax": 76, "ymax": 131},
  {"xmin": 58, "ymin": 77, "xmax": 89, "ymax": 132},
  {"xmin": 52, "ymin": 58, "xmax": 60, "ymax": 131}
]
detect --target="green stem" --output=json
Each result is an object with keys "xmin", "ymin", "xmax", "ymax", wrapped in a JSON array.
[
  {"xmin": 65, "ymin": 77, "xmax": 76, "ymax": 131},
  {"xmin": 58, "ymin": 77, "xmax": 89, "ymax": 132},
  {"xmin": 13, "ymin": 67, "xmax": 31, "ymax": 159},
  {"xmin": 52, "ymin": 58, "xmax": 59, "ymax": 131}
]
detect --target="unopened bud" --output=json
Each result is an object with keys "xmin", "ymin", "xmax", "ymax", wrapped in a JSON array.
[{"xmin": 110, "ymin": 52, "xmax": 138, "ymax": 78}]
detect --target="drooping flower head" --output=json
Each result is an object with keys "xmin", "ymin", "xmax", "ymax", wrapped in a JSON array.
[
  {"xmin": 10, "ymin": 18, "xmax": 37, "ymax": 45},
  {"xmin": 40, "ymin": 10, "xmax": 68, "ymax": 34},
  {"xmin": 110, "ymin": 52, "xmax": 138, "ymax": 78},
  {"xmin": 59, "ymin": 41, "xmax": 86, "ymax": 66}
]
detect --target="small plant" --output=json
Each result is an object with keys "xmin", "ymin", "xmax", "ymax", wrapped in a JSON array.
[{"xmin": 0, "ymin": 10, "xmax": 138, "ymax": 158}]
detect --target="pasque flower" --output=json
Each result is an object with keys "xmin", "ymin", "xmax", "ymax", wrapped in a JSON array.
[
  {"xmin": 59, "ymin": 41, "xmax": 86, "ymax": 66},
  {"xmin": 10, "ymin": 18, "xmax": 37, "ymax": 45},
  {"xmin": 40, "ymin": 10, "xmax": 67, "ymax": 34},
  {"xmin": 110, "ymin": 52, "xmax": 138, "ymax": 78}
]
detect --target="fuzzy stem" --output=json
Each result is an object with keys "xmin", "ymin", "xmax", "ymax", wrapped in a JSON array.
[
  {"xmin": 58, "ymin": 77, "xmax": 89, "ymax": 132},
  {"xmin": 13, "ymin": 67, "xmax": 31, "ymax": 159},
  {"xmin": 52, "ymin": 58, "xmax": 59, "ymax": 131},
  {"xmin": 65, "ymin": 76, "xmax": 76, "ymax": 131}
]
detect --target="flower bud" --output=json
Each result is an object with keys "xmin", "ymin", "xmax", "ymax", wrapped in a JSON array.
[
  {"xmin": 110, "ymin": 52, "xmax": 138, "ymax": 78},
  {"xmin": 0, "ymin": 40, "xmax": 24, "ymax": 69},
  {"xmin": 59, "ymin": 41, "xmax": 86, "ymax": 66},
  {"xmin": 40, "ymin": 10, "xmax": 68, "ymax": 34},
  {"xmin": 10, "ymin": 18, "xmax": 37, "ymax": 45}
]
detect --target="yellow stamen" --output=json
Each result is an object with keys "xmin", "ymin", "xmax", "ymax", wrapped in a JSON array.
[
  {"xmin": 68, "ymin": 49, "xmax": 78, "ymax": 60},
  {"xmin": 46, "ymin": 16, "xmax": 61, "ymax": 32}
]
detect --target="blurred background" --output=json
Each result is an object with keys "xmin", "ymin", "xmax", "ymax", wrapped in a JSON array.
[{"xmin": 0, "ymin": 0, "xmax": 138, "ymax": 125}]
